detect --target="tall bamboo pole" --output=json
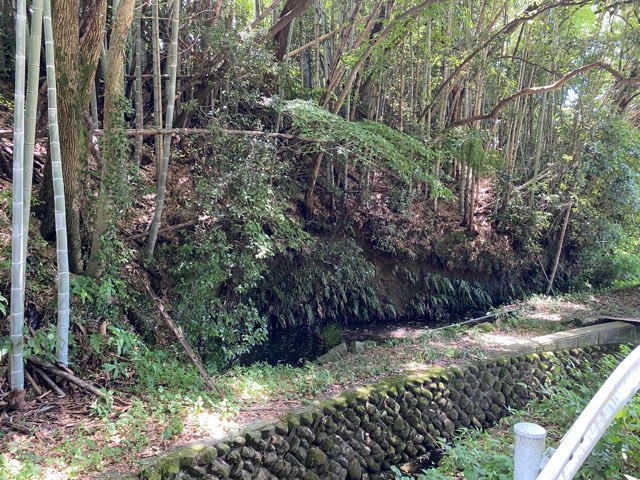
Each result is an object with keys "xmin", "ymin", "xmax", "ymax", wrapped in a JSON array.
[
  {"xmin": 147, "ymin": 0, "xmax": 180, "ymax": 258},
  {"xmin": 43, "ymin": 0, "xmax": 71, "ymax": 366},
  {"xmin": 151, "ymin": 0, "xmax": 163, "ymax": 172},
  {"xmin": 134, "ymin": 0, "xmax": 143, "ymax": 169},
  {"xmin": 10, "ymin": 0, "xmax": 27, "ymax": 393},
  {"xmin": 23, "ymin": 0, "xmax": 43, "ymax": 267}
]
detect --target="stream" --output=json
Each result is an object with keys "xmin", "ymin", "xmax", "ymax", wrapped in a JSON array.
[{"xmin": 238, "ymin": 313, "xmax": 482, "ymax": 366}]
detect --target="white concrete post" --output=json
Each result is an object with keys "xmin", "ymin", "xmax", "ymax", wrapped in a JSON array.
[{"xmin": 514, "ymin": 422, "xmax": 547, "ymax": 480}]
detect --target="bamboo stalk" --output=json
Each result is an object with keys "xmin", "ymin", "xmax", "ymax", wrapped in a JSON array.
[
  {"xmin": 43, "ymin": 0, "xmax": 71, "ymax": 366},
  {"xmin": 147, "ymin": 0, "xmax": 180, "ymax": 258},
  {"xmin": 23, "ymin": 0, "xmax": 43, "ymax": 267},
  {"xmin": 151, "ymin": 0, "xmax": 163, "ymax": 172},
  {"xmin": 10, "ymin": 0, "xmax": 27, "ymax": 392},
  {"xmin": 134, "ymin": 0, "xmax": 143, "ymax": 169}
]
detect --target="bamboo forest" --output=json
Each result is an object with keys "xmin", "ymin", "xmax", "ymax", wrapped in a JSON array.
[{"xmin": 0, "ymin": 0, "xmax": 639, "ymax": 478}]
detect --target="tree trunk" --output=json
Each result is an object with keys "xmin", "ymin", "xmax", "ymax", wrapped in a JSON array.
[
  {"xmin": 133, "ymin": 0, "xmax": 143, "ymax": 169},
  {"xmin": 38, "ymin": 0, "xmax": 107, "ymax": 274},
  {"xmin": 23, "ymin": 0, "xmax": 43, "ymax": 265},
  {"xmin": 546, "ymin": 200, "xmax": 572, "ymax": 295},
  {"xmin": 151, "ymin": 0, "xmax": 163, "ymax": 171}
]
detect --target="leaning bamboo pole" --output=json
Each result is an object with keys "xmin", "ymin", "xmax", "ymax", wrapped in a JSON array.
[
  {"xmin": 10, "ymin": 0, "xmax": 27, "ymax": 393},
  {"xmin": 43, "ymin": 0, "xmax": 71, "ymax": 366},
  {"xmin": 147, "ymin": 0, "xmax": 180, "ymax": 258}
]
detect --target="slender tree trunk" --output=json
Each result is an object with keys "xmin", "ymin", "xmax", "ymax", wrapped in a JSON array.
[
  {"xmin": 546, "ymin": 199, "xmax": 572, "ymax": 295},
  {"xmin": 147, "ymin": 0, "xmax": 180, "ymax": 258},
  {"xmin": 43, "ymin": 0, "xmax": 71, "ymax": 366},
  {"xmin": 313, "ymin": 0, "xmax": 321, "ymax": 87},
  {"xmin": 530, "ymin": 91, "xmax": 547, "ymax": 205},
  {"xmin": 10, "ymin": 0, "xmax": 27, "ymax": 397},
  {"xmin": 433, "ymin": 3, "xmax": 453, "ymax": 212}
]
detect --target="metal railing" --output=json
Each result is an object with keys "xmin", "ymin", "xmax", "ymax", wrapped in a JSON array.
[{"xmin": 513, "ymin": 344, "xmax": 640, "ymax": 480}]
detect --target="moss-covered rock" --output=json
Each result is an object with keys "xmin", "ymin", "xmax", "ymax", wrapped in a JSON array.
[{"xmin": 305, "ymin": 447, "xmax": 328, "ymax": 469}]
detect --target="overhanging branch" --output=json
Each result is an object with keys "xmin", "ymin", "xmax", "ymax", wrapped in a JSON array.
[{"xmin": 448, "ymin": 62, "xmax": 640, "ymax": 129}]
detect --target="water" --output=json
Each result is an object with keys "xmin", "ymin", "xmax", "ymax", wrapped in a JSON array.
[
  {"xmin": 237, "ymin": 312, "xmax": 481, "ymax": 366},
  {"xmin": 237, "ymin": 325, "xmax": 327, "ymax": 366}
]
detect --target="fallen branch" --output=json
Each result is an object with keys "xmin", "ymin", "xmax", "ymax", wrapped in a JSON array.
[
  {"xmin": 430, "ymin": 306, "xmax": 521, "ymax": 333},
  {"xmin": 143, "ymin": 282, "xmax": 218, "ymax": 392},
  {"xmin": 25, "ymin": 370, "xmax": 43, "ymax": 397},
  {"xmin": 449, "ymin": 62, "xmax": 640, "ymax": 128},
  {"xmin": 1, "ymin": 420, "xmax": 32, "ymax": 435},
  {"xmin": 285, "ymin": 25, "xmax": 345, "ymax": 58},
  {"xmin": 28, "ymin": 357, "xmax": 125, "ymax": 404},
  {"xmin": 34, "ymin": 368, "xmax": 66, "ymax": 398},
  {"xmin": 127, "ymin": 219, "xmax": 201, "ymax": 241}
]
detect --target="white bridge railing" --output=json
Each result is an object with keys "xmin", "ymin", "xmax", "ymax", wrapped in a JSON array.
[{"xmin": 513, "ymin": 344, "xmax": 640, "ymax": 480}]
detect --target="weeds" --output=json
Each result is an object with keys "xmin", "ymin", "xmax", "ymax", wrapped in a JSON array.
[
  {"xmin": 316, "ymin": 323, "xmax": 345, "ymax": 349},
  {"xmin": 400, "ymin": 346, "xmax": 638, "ymax": 479}
]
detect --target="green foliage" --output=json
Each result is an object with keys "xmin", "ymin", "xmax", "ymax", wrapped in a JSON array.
[
  {"xmin": 398, "ymin": 269, "xmax": 493, "ymax": 319},
  {"xmin": 567, "ymin": 115, "xmax": 640, "ymax": 288},
  {"xmin": 491, "ymin": 192, "xmax": 552, "ymax": 257},
  {"xmin": 23, "ymin": 324, "xmax": 63, "ymax": 362},
  {"xmin": 183, "ymin": 23, "xmax": 277, "ymax": 128},
  {"xmin": 257, "ymin": 239, "xmax": 381, "ymax": 326},
  {"xmin": 70, "ymin": 240, "xmax": 135, "ymax": 325},
  {"xmin": 282, "ymin": 100, "xmax": 447, "ymax": 194},
  {"xmin": 577, "ymin": 251, "xmax": 640, "ymax": 289},
  {"xmin": 316, "ymin": 323, "xmax": 345, "ymax": 349},
  {"xmin": 0, "ymin": 292, "xmax": 6, "ymax": 316},
  {"xmin": 165, "ymin": 134, "xmax": 310, "ymax": 365}
]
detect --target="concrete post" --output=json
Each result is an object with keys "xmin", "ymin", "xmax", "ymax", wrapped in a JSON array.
[{"xmin": 514, "ymin": 422, "xmax": 547, "ymax": 480}]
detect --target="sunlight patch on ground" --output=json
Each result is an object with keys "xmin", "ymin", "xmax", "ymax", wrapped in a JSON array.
[
  {"xmin": 401, "ymin": 361, "xmax": 440, "ymax": 373},
  {"xmin": 43, "ymin": 466, "xmax": 70, "ymax": 480},
  {"xmin": 526, "ymin": 297, "xmax": 591, "ymax": 322},
  {"xmin": 186, "ymin": 409, "xmax": 237, "ymax": 440},
  {"xmin": 478, "ymin": 332, "xmax": 530, "ymax": 349}
]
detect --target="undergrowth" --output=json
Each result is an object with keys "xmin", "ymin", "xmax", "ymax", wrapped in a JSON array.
[{"xmin": 395, "ymin": 346, "xmax": 639, "ymax": 479}]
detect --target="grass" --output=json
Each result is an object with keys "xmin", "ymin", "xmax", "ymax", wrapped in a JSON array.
[{"xmin": 395, "ymin": 346, "xmax": 640, "ymax": 480}]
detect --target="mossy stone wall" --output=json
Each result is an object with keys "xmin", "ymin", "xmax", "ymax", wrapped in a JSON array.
[{"xmin": 138, "ymin": 345, "xmax": 620, "ymax": 480}]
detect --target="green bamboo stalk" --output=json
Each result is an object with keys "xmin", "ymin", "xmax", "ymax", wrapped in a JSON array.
[
  {"xmin": 23, "ymin": 0, "xmax": 43, "ymax": 274},
  {"xmin": 134, "ymin": 0, "xmax": 143, "ymax": 169},
  {"xmin": 10, "ymin": 0, "xmax": 27, "ymax": 391},
  {"xmin": 147, "ymin": 0, "xmax": 179, "ymax": 258},
  {"xmin": 151, "ymin": 0, "xmax": 163, "ymax": 172},
  {"xmin": 43, "ymin": 0, "xmax": 71, "ymax": 366}
]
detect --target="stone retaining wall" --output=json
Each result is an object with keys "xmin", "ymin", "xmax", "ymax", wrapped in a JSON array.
[{"xmin": 138, "ymin": 344, "xmax": 623, "ymax": 480}]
